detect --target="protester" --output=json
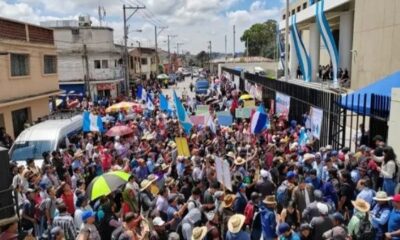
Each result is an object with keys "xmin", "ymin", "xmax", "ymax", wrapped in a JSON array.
[
  {"xmin": 278, "ymin": 222, "xmax": 300, "ymax": 240},
  {"xmin": 226, "ymin": 214, "xmax": 250, "ymax": 240}
]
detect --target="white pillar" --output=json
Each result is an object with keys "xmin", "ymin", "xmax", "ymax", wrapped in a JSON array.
[
  {"xmin": 339, "ymin": 11, "xmax": 353, "ymax": 73},
  {"xmin": 289, "ymin": 32, "xmax": 298, "ymax": 79},
  {"xmin": 309, "ymin": 23, "xmax": 320, "ymax": 82},
  {"xmin": 388, "ymin": 88, "xmax": 400, "ymax": 156}
]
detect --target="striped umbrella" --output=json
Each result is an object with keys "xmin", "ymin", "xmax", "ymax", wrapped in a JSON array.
[{"xmin": 86, "ymin": 171, "xmax": 131, "ymax": 201}]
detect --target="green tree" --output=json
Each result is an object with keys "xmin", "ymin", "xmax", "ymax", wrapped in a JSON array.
[
  {"xmin": 241, "ymin": 19, "xmax": 277, "ymax": 59},
  {"xmin": 196, "ymin": 51, "xmax": 209, "ymax": 67}
]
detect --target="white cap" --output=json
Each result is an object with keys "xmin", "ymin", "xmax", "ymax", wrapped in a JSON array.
[
  {"xmin": 152, "ymin": 217, "xmax": 165, "ymax": 226},
  {"xmin": 317, "ymin": 202, "xmax": 329, "ymax": 215}
]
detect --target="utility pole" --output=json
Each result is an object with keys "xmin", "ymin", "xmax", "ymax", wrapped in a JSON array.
[
  {"xmin": 284, "ymin": 0, "xmax": 289, "ymax": 81},
  {"xmin": 233, "ymin": 25, "xmax": 236, "ymax": 58},
  {"xmin": 154, "ymin": 26, "xmax": 167, "ymax": 76},
  {"xmin": 167, "ymin": 34, "xmax": 177, "ymax": 73},
  {"xmin": 137, "ymin": 41, "xmax": 142, "ymax": 80},
  {"xmin": 225, "ymin": 34, "xmax": 227, "ymax": 61},
  {"xmin": 177, "ymin": 43, "xmax": 184, "ymax": 57},
  {"xmin": 83, "ymin": 44, "xmax": 90, "ymax": 98},
  {"xmin": 246, "ymin": 37, "xmax": 249, "ymax": 57},
  {"xmin": 123, "ymin": 4, "xmax": 145, "ymax": 96},
  {"xmin": 208, "ymin": 41, "xmax": 212, "ymax": 72}
]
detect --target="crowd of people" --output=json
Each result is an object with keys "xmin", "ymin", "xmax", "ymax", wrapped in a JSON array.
[{"xmin": 1, "ymin": 74, "xmax": 400, "ymax": 240}]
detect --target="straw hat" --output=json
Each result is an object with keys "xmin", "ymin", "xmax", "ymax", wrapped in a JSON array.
[
  {"xmin": 373, "ymin": 191, "xmax": 392, "ymax": 201},
  {"xmin": 140, "ymin": 180, "xmax": 152, "ymax": 191},
  {"xmin": 147, "ymin": 174, "xmax": 159, "ymax": 182},
  {"xmin": 226, "ymin": 151, "xmax": 236, "ymax": 159},
  {"xmin": 165, "ymin": 177, "xmax": 175, "ymax": 186},
  {"xmin": 234, "ymin": 157, "xmax": 246, "ymax": 166},
  {"xmin": 161, "ymin": 163, "xmax": 170, "ymax": 171},
  {"xmin": 205, "ymin": 139, "xmax": 212, "ymax": 146},
  {"xmin": 228, "ymin": 214, "xmax": 246, "ymax": 233},
  {"xmin": 146, "ymin": 133, "xmax": 154, "ymax": 141},
  {"xmin": 263, "ymin": 195, "xmax": 277, "ymax": 205},
  {"xmin": 191, "ymin": 226, "xmax": 208, "ymax": 240},
  {"xmin": 168, "ymin": 141, "xmax": 177, "ymax": 148},
  {"xmin": 221, "ymin": 194, "xmax": 236, "ymax": 208},
  {"xmin": 352, "ymin": 198, "xmax": 370, "ymax": 213},
  {"xmin": 74, "ymin": 150, "xmax": 83, "ymax": 158},
  {"xmin": 303, "ymin": 153, "xmax": 315, "ymax": 161}
]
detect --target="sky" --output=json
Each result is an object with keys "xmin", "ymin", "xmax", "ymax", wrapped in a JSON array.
[{"xmin": 0, "ymin": 0, "xmax": 286, "ymax": 54}]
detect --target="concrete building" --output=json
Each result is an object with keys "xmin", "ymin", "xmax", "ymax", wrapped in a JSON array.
[
  {"xmin": 0, "ymin": 17, "xmax": 60, "ymax": 138},
  {"xmin": 129, "ymin": 47, "xmax": 157, "ymax": 81},
  {"xmin": 41, "ymin": 17, "xmax": 124, "ymax": 99},
  {"xmin": 279, "ymin": 0, "xmax": 400, "ymax": 90}
]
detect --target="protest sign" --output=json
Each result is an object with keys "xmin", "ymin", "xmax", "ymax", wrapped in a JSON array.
[
  {"xmin": 195, "ymin": 105, "xmax": 209, "ymax": 115},
  {"xmin": 190, "ymin": 115, "xmax": 205, "ymax": 126},
  {"xmin": 216, "ymin": 111, "xmax": 233, "ymax": 126},
  {"xmin": 276, "ymin": 92, "xmax": 290, "ymax": 119},
  {"xmin": 244, "ymin": 100, "xmax": 255, "ymax": 107},
  {"xmin": 235, "ymin": 107, "xmax": 254, "ymax": 118},
  {"xmin": 311, "ymin": 107, "xmax": 323, "ymax": 139}
]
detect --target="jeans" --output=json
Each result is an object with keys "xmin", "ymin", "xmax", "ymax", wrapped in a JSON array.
[{"xmin": 383, "ymin": 178, "xmax": 396, "ymax": 196}]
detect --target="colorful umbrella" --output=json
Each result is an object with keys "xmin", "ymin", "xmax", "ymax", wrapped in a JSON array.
[
  {"xmin": 105, "ymin": 125, "xmax": 133, "ymax": 137},
  {"xmin": 86, "ymin": 171, "xmax": 131, "ymax": 201},
  {"xmin": 106, "ymin": 101, "xmax": 141, "ymax": 113}
]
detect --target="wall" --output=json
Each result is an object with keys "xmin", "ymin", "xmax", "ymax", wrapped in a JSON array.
[
  {"xmin": 0, "ymin": 39, "xmax": 59, "ymax": 101},
  {"xmin": 0, "ymin": 97, "xmax": 49, "ymax": 138},
  {"xmin": 351, "ymin": 0, "xmax": 400, "ymax": 89},
  {"xmin": 218, "ymin": 61, "xmax": 278, "ymax": 77},
  {"xmin": 387, "ymin": 88, "xmax": 400, "ymax": 157}
]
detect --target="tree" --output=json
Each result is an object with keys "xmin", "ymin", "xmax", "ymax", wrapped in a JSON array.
[
  {"xmin": 240, "ymin": 19, "xmax": 277, "ymax": 59},
  {"xmin": 196, "ymin": 51, "xmax": 209, "ymax": 68}
]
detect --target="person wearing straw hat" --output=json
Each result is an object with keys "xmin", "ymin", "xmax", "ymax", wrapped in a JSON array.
[
  {"xmin": 191, "ymin": 226, "xmax": 207, "ymax": 240},
  {"xmin": 347, "ymin": 198, "xmax": 371, "ymax": 239},
  {"xmin": 221, "ymin": 194, "xmax": 236, "ymax": 236},
  {"xmin": 139, "ymin": 179, "xmax": 156, "ymax": 217},
  {"xmin": 251, "ymin": 195, "xmax": 277, "ymax": 240},
  {"xmin": 371, "ymin": 191, "xmax": 391, "ymax": 240},
  {"xmin": 226, "ymin": 214, "xmax": 250, "ymax": 240}
]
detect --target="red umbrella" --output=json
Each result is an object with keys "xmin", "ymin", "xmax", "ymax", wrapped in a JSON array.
[{"xmin": 105, "ymin": 125, "xmax": 133, "ymax": 137}]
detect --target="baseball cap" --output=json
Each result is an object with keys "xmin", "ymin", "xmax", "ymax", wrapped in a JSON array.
[
  {"xmin": 392, "ymin": 194, "xmax": 400, "ymax": 202},
  {"xmin": 278, "ymin": 223, "xmax": 291, "ymax": 234},
  {"xmin": 286, "ymin": 171, "xmax": 296, "ymax": 179},
  {"xmin": 153, "ymin": 217, "xmax": 165, "ymax": 226},
  {"xmin": 81, "ymin": 210, "xmax": 96, "ymax": 222}
]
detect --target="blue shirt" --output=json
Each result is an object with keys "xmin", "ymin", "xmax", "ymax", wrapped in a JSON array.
[
  {"xmin": 135, "ymin": 166, "xmax": 149, "ymax": 181},
  {"xmin": 280, "ymin": 232, "xmax": 301, "ymax": 240},
  {"xmin": 388, "ymin": 209, "xmax": 400, "ymax": 240},
  {"xmin": 356, "ymin": 188, "xmax": 375, "ymax": 206},
  {"xmin": 226, "ymin": 230, "xmax": 250, "ymax": 240},
  {"xmin": 371, "ymin": 204, "xmax": 391, "ymax": 236}
]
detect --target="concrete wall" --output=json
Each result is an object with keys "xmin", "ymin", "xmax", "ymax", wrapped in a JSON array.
[
  {"xmin": 0, "ymin": 39, "xmax": 59, "ymax": 101},
  {"xmin": 218, "ymin": 61, "xmax": 278, "ymax": 78},
  {"xmin": 0, "ymin": 97, "xmax": 49, "ymax": 138},
  {"xmin": 387, "ymin": 88, "xmax": 400, "ymax": 156},
  {"xmin": 351, "ymin": 0, "xmax": 400, "ymax": 89}
]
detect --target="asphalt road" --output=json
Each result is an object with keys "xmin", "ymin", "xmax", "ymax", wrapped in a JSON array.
[{"xmin": 161, "ymin": 76, "xmax": 197, "ymax": 100}]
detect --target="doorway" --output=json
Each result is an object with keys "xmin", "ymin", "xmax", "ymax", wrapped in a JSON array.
[{"xmin": 12, "ymin": 108, "xmax": 30, "ymax": 138}]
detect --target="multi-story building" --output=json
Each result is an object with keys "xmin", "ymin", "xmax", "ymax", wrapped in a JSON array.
[
  {"xmin": 129, "ymin": 47, "xmax": 157, "ymax": 81},
  {"xmin": 41, "ymin": 17, "xmax": 124, "ymax": 99},
  {"xmin": 278, "ymin": 0, "xmax": 400, "ymax": 90},
  {"xmin": 0, "ymin": 17, "xmax": 60, "ymax": 138}
]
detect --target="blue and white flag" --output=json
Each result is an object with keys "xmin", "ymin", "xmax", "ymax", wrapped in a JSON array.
[
  {"xmin": 83, "ymin": 111, "xmax": 104, "ymax": 132},
  {"xmin": 207, "ymin": 116, "xmax": 217, "ymax": 134},
  {"xmin": 173, "ymin": 90, "xmax": 192, "ymax": 135},
  {"xmin": 136, "ymin": 85, "xmax": 143, "ymax": 100},
  {"xmin": 251, "ymin": 105, "xmax": 268, "ymax": 134},
  {"xmin": 257, "ymin": 104, "xmax": 270, "ymax": 129},
  {"xmin": 298, "ymin": 127, "xmax": 309, "ymax": 146},
  {"xmin": 159, "ymin": 93, "xmax": 171, "ymax": 112},
  {"xmin": 147, "ymin": 94, "xmax": 155, "ymax": 111}
]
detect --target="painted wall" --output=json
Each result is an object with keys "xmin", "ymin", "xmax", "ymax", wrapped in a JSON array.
[{"xmin": 351, "ymin": 0, "xmax": 400, "ymax": 89}]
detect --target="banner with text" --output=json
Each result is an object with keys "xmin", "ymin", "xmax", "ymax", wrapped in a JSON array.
[
  {"xmin": 195, "ymin": 105, "xmax": 209, "ymax": 115},
  {"xmin": 310, "ymin": 107, "xmax": 323, "ymax": 139},
  {"xmin": 275, "ymin": 92, "xmax": 291, "ymax": 119},
  {"xmin": 235, "ymin": 107, "xmax": 255, "ymax": 119}
]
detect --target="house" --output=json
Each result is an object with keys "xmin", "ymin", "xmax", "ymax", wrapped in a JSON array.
[
  {"xmin": 129, "ymin": 47, "xmax": 157, "ymax": 81},
  {"xmin": 0, "ymin": 17, "xmax": 60, "ymax": 138},
  {"xmin": 41, "ymin": 17, "xmax": 124, "ymax": 99}
]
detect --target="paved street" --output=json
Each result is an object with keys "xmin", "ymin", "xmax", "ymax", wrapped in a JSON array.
[{"xmin": 161, "ymin": 76, "xmax": 197, "ymax": 100}]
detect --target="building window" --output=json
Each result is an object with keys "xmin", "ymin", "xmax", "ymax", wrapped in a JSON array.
[
  {"xmin": 102, "ymin": 60, "xmax": 108, "ymax": 68},
  {"xmin": 283, "ymin": 14, "xmax": 286, "ymax": 20},
  {"xmin": 141, "ymin": 58, "xmax": 148, "ymax": 65},
  {"xmin": 291, "ymin": 9, "xmax": 295, "ymax": 15},
  {"xmin": 303, "ymin": 2, "xmax": 307, "ymax": 9},
  {"xmin": 10, "ymin": 53, "xmax": 29, "ymax": 76},
  {"xmin": 151, "ymin": 57, "xmax": 155, "ymax": 64},
  {"xmin": 130, "ymin": 57, "xmax": 134, "ymax": 69},
  {"xmin": 297, "ymin": 6, "xmax": 301, "ymax": 12},
  {"xmin": 94, "ymin": 60, "xmax": 101, "ymax": 69},
  {"xmin": 43, "ymin": 55, "xmax": 57, "ymax": 74}
]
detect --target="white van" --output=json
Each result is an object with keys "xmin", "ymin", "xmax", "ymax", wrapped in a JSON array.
[{"xmin": 9, "ymin": 115, "xmax": 83, "ymax": 166}]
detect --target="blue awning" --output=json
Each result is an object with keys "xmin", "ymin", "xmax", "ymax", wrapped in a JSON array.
[
  {"xmin": 59, "ymin": 83, "xmax": 85, "ymax": 96},
  {"xmin": 341, "ymin": 71, "xmax": 400, "ymax": 114}
]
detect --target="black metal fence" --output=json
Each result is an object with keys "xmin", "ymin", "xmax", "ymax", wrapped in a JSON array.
[{"xmin": 222, "ymin": 67, "xmax": 391, "ymax": 151}]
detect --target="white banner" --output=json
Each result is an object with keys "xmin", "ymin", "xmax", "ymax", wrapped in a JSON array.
[
  {"xmin": 311, "ymin": 107, "xmax": 323, "ymax": 139},
  {"xmin": 275, "ymin": 92, "xmax": 291, "ymax": 119},
  {"xmin": 215, "ymin": 157, "xmax": 232, "ymax": 191}
]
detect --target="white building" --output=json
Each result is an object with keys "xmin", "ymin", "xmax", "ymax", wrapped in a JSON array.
[{"xmin": 41, "ymin": 17, "xmax": 124, "ymax": 99}]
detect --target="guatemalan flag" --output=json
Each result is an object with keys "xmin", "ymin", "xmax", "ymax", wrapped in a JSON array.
[
  {"xmin": 250, "ymin": 104, "xmax": 269, "ymax": 134},
  {"xmin": 83, "ymin": 111, "xmax": 104, "ymax": 132},
  {"xmin": 173, "ymin": 90, "xmax": 192, "ymax": 135},
  {"xmin": 136, "ymin": 85, "xmax": 147, "ymax": 102},
  {"xmin": 159, "ymin": 93, "xmax": 172, "ymax": 112},
  {"xmin": 147, "ymin": 94, "xmax": 155, "ymax": 111}
]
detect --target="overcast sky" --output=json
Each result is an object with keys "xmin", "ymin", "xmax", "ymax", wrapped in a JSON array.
[{"xmin": 1, "ymin": 0, "xmax": 285, "ymax": 54}]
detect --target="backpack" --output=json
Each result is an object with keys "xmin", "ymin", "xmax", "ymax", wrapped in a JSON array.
[
  {"xmin": 276, "ymin": 183, "xmax": 290, "ymax": 207},
  {"xmin": 244, "ymin": 202, "xmax": 255, "ymax": 226},
  {"xmin": 355, "ymin": 214, "xmax": 374, "ymax": 240}
]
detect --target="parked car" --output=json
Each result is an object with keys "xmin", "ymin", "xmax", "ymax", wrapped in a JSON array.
[
  {"xmin": 195, "ymin": 79, "xmax": 210, "ymax": 96},
  {"xmin": 168, "ymin": 73, "xmax": 177, "ymax": 85},
  {"xmin": 9, "ymin": 115, "xmax": 83, "ymax": 166}
]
